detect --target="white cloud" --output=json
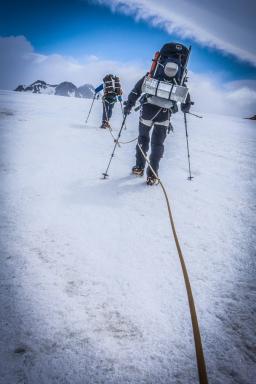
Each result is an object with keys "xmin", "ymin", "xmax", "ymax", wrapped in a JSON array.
[
  {"xmin": 0, "ymin": 36, "xmax": 255, "ymax": 117},
  {"xmin": 0, "ymin": 36, "xmax": 144, "ymax": 91},
  {"xmin": 189, "ymin": 72, "xmax": 256, "ymax": 117},
  {"xmin": 94, "ymin": 0, "xmax": 256, "ymax": 66}
]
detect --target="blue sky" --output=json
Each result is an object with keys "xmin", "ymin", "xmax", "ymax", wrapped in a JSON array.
[{"xmin": 1, "ymin": 0, "xmax": 255, "ymax": 84}]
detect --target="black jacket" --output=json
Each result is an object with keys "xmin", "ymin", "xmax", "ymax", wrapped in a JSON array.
[{"xmin": 126, "ymin": 75, "xmax": 146, "ymax": 108}]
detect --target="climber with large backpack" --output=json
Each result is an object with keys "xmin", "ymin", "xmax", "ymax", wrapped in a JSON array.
[
  {"xmin": 123, "ymin": 42, "xmax": 193, "ymax": 185},
  {"xmin": 95, "ymin": 74, "xmax": 123, "ymax": 129}
]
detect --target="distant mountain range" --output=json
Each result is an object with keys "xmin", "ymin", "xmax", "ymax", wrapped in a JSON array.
[{"xmin": 14, "ymin": 80, "xmax": 95, "ymax": 99}]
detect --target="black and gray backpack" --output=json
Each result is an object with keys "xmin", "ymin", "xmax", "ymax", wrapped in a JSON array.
[
  {"xmin": 142, "ymin": 43, "xmax": 191, "ymax": 110},
  {"xmin": 103, "ymin": 74, "xmax": 122, "ymax": 97}
]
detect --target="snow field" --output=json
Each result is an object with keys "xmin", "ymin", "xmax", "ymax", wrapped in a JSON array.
[{"xmin": 0, "ymin": 90, "xmax": 255, "ymax": 383}]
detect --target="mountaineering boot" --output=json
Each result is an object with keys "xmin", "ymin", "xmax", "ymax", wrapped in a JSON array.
[
  {"xmin": 146, "ymin": 175, "xmax": 159, "ymax": 186},
  {"xmin": 132, "ymin": 166, "xmax": 144, "ymax": 176},
  {"xmin": 101, "ymin": 121, "xmax": 111, "ymax": 129}
]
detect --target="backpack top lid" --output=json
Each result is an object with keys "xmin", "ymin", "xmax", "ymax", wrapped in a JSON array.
[
  {"xmin": 103, "ymin": 74, "xmax": 114, "ymax": 82},
  {"xmin": 160, "ymin": 43, "xmax": 189, "ymax": 66},
  {"xmin": 103, "ymin": 74, "xmax": 122, "ymax": 96}
]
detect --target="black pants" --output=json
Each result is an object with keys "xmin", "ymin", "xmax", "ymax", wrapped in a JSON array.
[
  {"xmin": 102, "ymin": 99, "xmax": 114, "ymax": 122},
  {"xmin": 136, "ymin": 104, "xmax": 170, "ymax": 177}
]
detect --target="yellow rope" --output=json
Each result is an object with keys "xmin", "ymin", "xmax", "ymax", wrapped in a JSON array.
[
  {"xmin": 138, "ymin": 144, "xmax": 209, "ymax": 384},
  {"xmin": 101, "ymin": 112, "xmax": 208, "ymax": 383}
]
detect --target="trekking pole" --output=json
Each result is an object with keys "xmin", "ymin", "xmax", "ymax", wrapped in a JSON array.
[
  {"xmin": 85, "ymin": 93, "xmax": 96, "ymax": 125},
  {"xmin": 119, "ymin": 101, "xmax": 127, "ymax": 130},
  {"xmin": 102, "ymin": 114, "xmax": 128, "ymax": 179},
  {"xmin": 188, "ymin": 111, "xmax": 203, "ymax": 119},
  {"xmin": 103, "ymin": 99, "xmax": 121, "ymax": 148},
  {"xmin": 184, "ymin": 112, "xmax": 193, "ymax": 180}
]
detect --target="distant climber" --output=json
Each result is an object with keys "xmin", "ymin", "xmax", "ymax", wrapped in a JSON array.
[
  {"xmin": 95, "ymin": 74, "xmax": 123, "ymax": 129},
  {"xmin": 123, "ymin": 42, "xmax": 193, "ymax": 185}
]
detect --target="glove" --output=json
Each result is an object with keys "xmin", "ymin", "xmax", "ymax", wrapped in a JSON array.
[
  {"xmin": 181, "ymin": 101, "xmax": 191, "ymax": 113},
  {"xmin": 118, "ymin": 95, "xmax": 122, "ymax": 102},
  {"xmin": 171, "ymin": 102, "xmax": 178, "ymax": 114},
  {"xmin": 123, "ymin": 100, "xmax": 132, "ymax": 115},
  {"xmin": 181, "ymin": 100, "xmax": 194, "ymax": 113}
]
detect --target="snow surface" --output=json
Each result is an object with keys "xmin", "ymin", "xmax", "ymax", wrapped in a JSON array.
[{"xmin": 0, "ymin": 90, "xmax": 255, "ymax": 384}]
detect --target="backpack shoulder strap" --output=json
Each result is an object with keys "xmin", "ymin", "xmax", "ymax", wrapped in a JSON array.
[{"xmin": 180, "ymin": 46, "xmax": 191, "ymax": 85}]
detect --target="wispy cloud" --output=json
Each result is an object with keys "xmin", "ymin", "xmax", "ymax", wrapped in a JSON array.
[
  {"xmin": 0, "ymin": 36, "xmax": 255, "ymax": 117},
  {"xmin": 94, "ymin": 0, "xmax": 256, "ymax": 66}
]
